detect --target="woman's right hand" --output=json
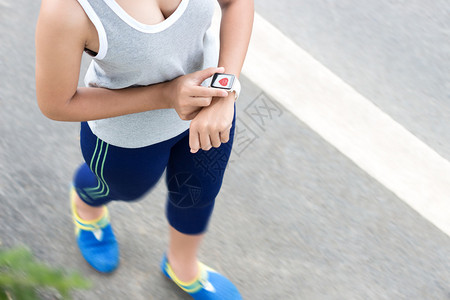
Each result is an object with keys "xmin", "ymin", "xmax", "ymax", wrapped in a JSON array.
[{"xmin": 165, "ymin": 67, "xmax": 230, "ymax": 120}]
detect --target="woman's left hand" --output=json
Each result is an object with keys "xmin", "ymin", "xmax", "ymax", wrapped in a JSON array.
[{"xmin": 189, "ymin": 94, "xmax": 235, "ymax": 153}]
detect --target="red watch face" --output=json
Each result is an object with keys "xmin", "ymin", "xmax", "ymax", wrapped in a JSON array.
[{"xmin": 211, "ymin": 73, "xmax": 235, "ymax": 90}]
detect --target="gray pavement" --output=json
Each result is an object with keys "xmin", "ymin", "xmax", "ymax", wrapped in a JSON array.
[{"xmin": 1, "ymin": 0, "xmax": 450, "ymax": 299}]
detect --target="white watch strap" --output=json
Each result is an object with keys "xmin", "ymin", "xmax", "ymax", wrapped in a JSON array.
[{"xmin": 231, "ymin": 77, "xmax": 241, "ymax": 100}]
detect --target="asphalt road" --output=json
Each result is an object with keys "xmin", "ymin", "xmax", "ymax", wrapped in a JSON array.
[{"xmin": 1, "ymin": 0, "xmax": 449, "ymax": 299}]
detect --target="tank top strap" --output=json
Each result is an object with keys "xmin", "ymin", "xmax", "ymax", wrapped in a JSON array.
[{"xmin": 76, "ymin": 0, "xmax": 109, "ymax": 60}]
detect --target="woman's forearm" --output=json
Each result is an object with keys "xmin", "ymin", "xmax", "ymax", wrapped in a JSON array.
[
  {"xmin": 41, "ymin": 83, "xmax": 170, "ymax": 122},
  {"xmin": 38, "ymin": 66, "xmax": 228, "ymax": 122},
  {"xmin": 218, "ymin": 0, "xmax": 254, "ymax": 78}
]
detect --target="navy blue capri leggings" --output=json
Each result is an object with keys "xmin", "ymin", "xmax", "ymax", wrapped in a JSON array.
[{"xmin": 73, "ymin": 115, "xmax": 235, "ymax": 235}]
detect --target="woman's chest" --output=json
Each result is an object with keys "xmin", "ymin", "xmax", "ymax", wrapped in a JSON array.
[
  {"xmin": 96, "ymin": 0, "xmax": 215, "ymax": 71},
  {"xmin": 114, "ymin": 0, "xmax": 182, "ymax": 25}
]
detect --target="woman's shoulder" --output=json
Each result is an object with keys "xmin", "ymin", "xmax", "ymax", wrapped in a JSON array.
[{"xmin": 38, "ymin": 0, "xmax": 91, "ymax": 39}]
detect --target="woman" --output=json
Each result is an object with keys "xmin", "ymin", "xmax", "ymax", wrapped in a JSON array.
[{"xmin": 35, "ymin": 0, "xmax": 253, "ymax": 298}]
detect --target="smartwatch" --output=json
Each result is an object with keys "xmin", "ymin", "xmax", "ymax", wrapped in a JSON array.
[{"xmin": 210, "ymin": 73, "xmax": 241, "ymax": 100}]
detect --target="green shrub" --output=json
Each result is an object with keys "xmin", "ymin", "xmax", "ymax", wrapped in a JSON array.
[{"xmin": 0, "ymin": 246, "xmax": 91, "ymax": 300}]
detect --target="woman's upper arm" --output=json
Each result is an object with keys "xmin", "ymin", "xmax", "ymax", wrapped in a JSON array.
[{"xmin": 35, "ymin": 0, "xmax": 88, "ymax": 119}]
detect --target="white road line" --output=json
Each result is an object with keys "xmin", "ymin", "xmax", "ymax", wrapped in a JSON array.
[{"xmin": 215, "ymin": 10, "xmax": 450, "ymax": 236}]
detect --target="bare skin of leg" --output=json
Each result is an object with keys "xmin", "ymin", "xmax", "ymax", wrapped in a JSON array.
[
  {"xmin": 167, "ymin": 226, "xmax": 204, "ymax": 282},
  {"xmin": 73, "ymin": 192, "xmax": 104, "ymax": 221}
]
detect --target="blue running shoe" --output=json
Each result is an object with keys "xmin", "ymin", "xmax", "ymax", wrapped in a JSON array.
[
  {"xmin": 71, "ymin": 188, "xmax": 119, "ymax": 273},
  {"xmin": 161, "ymin": 254, "xmax": 242, "ymax": 300}
]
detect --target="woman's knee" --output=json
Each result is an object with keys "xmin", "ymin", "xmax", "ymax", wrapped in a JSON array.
[
  {"xmin": 166, "ymin": 172, "xmax": 222, "ymax": 209},
  {"xmin": 74, "ymin": 163, "xmax": 158, "ymax": 204}
]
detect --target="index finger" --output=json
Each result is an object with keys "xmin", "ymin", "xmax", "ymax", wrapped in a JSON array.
[{"xmin": 191, "ymin": 86, "xmax": 228, "ymax": 98}]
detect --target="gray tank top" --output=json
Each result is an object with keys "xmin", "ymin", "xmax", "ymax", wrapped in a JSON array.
[{"xmin": 76, "ymin": 0, "xmax": 218, "ymax": 148}]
